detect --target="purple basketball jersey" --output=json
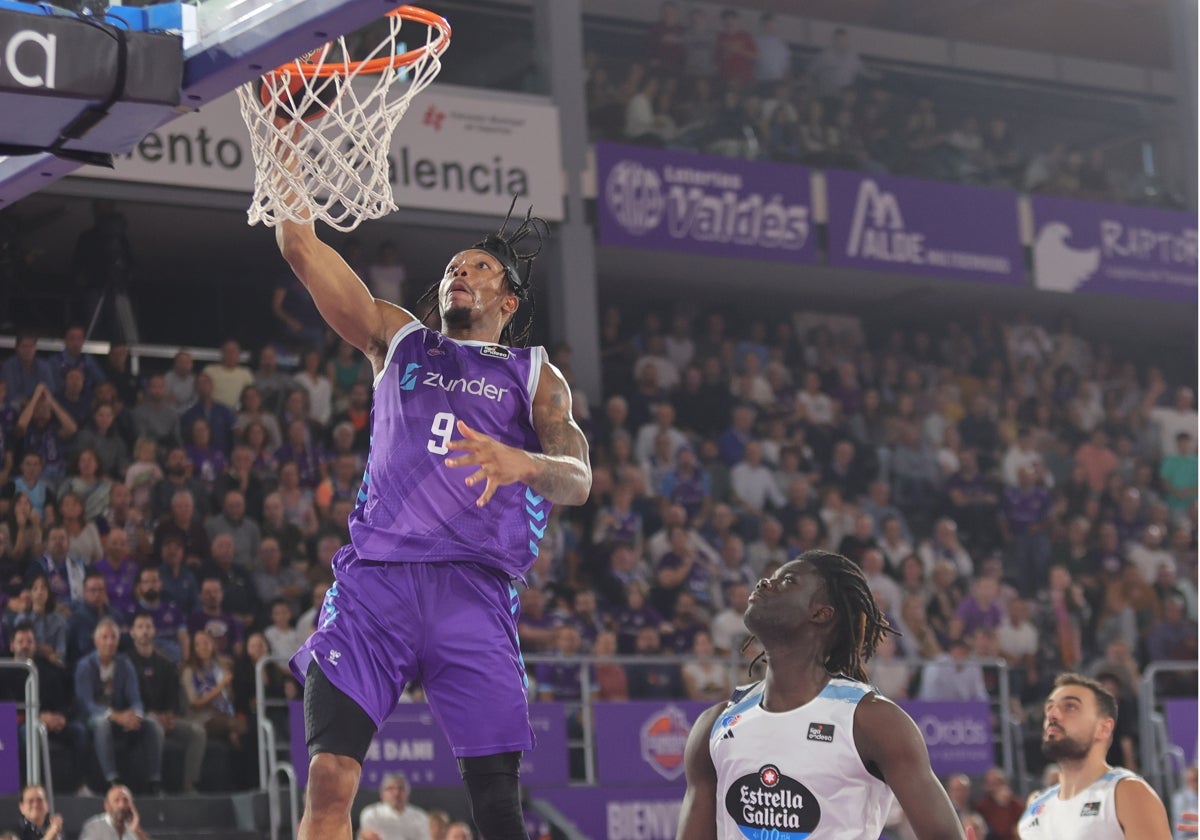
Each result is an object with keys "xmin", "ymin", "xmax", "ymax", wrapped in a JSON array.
[{"xmin": 349, "ymin": 322, "xmax": 552, "ymax": 578}]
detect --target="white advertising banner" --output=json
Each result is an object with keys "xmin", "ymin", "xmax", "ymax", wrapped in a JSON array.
[{"xmin": 75, "ymin": 83, "xmax": 565, "ymax": 220}]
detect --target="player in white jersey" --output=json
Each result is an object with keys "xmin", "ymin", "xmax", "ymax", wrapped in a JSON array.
[
  {"xmin": 1018, "ymin": 672, "xmax": 1172, "ymax": 839},
  {"xmin": 676, "ymin": 550, "xmax": 970, "ymax": 840}
]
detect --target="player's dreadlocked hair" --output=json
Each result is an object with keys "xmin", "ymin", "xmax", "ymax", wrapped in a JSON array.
[
  {"xmin": 414, "ymin": 195, "xmax": 549, "ymax": 347},
  {"xmin": 741, "ymin": 550, "xmax": 898, "ymax": 684}
]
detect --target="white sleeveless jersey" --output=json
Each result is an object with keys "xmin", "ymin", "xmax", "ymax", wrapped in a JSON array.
[
  {"xmin": 1018, "ymin": 767, "xmax": 1140, "ymax": 840},
  {"xmin": 708, "ymin": 676, "xmax": 894, "ymax": 840}
]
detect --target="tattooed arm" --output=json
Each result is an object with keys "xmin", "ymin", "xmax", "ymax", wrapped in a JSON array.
[{"xmin": 443, "ymin": 361, "xmax": 592, "ymax": 506}]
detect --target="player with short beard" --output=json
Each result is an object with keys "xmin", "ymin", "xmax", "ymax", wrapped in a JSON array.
[{"xmin": 1018, "ymin": 672, "xmax": 1171, "ymax": 839}]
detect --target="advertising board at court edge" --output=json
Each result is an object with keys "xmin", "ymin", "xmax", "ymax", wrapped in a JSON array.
[{"xmin": 74, "ymin": 82, "xmax": 564, "ymax": 221}]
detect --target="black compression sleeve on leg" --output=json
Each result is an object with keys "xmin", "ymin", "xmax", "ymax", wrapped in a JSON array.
[
  {"xmin": 304, "ymin": 659, "xmax": 377, "ymax": 764},
  {"xmin": 458, "ymin": 752, "xmax": 528, "ymax": 840}
]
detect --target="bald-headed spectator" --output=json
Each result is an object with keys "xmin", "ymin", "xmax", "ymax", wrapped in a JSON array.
[
  {"xmin": 204, "ymin": 489, "xmax": 260, "ymax": 568},
  {"xmin": 130, "ymin": 375, "xmax": 180, "ymax": 448},
  {"xmin": 78, "ymin": 784, "xmax": 150, "ymax": 840},
  {"xmin": 251, "ymin": 538, "xmax": 306, "ymax": 620},
  {"xmin": 74, "ymin": 619, "xmax": 164, "ymax": 794},
  {"xmin": 202, "ymin": 339, "xmax": 255, "ymax": 412},
  {"xmin": 187, "ymin": 578, "xmax": 244, "ymax": 659},
  {"xmin": 152, "ymin": 489, "xmax": 210, "ymax": 564},
  {"xmin": 179, "ymin": 373, "xmax": 235, "ymax": 455},
  {"xmin": 358, "ymin": 771, "xmax": 431, "ymax": 840},
  {"xmin": 13, "ymin": 783, "xmax": 64, "ymax": 840},
  {"xmin": 200, "ymin": 535, "xmax": 258, "ymax": 630}
]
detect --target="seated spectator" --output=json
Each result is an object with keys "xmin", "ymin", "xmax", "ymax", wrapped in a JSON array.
[
  {"xmin": 164, "ymin": 350, "xmax": 196, "ymax": 411},
  {"xmin": 74, "ymin": 619, "xmax": 164, "ymax": 794},
  {"xmin": 626, "ymin": 627, "xmax": 682, "ymax": 699},
  {"xmin": 918, "ymin": 518, "xmax": 974, "ymax": 581},
  {"xmin": 124, "ymin": 438, "xmax": 163, "ymax": 518},
  {"xmin": 187, "ymin": 578, "xmax": 245, "ymax": 660},
  {"xmin": 181, "ymin": 629, "xmax": 247, "ymax": 754},
  {"xmin": 1147, "ymin": 594, "xmax": 1198, "ymax": 665},
  {"xmin": 202, "ymin": 339, "xmax": 254, "ymax": 412},
  {"xmin": 263, "ymin": 599, "xmax": 305, "ymax": 663},
  {"xmin": 68, "ymin": 571, "xmax": 121, "ymax": 664},
  {"xmin": 252, "ymin": 538, "xmax": 307, "ymax": 620},
  {"xmin": 62, "ymin": 448, "xmax": 112, "ymax": 521},
  {"xmin": 3, "ymin": 492, "xmax": 43, "ymax": 574},
  {"xmin": 94, "ymin": 529, "xmax": 139, "ymax": 618},
  {"xmin": 918, "ymin": 635, "xmax": 987, "ymax": 700},
  {"xmin": 180, "ymin": 373, "xmax": 235, "ymax": 455},
  {"xmin": 24, "ymin": 576, "xmax": 67, "ymax": 666},
  {"xmin": 973, "ymin": 767, "xmax": 1023, "ymax": 840},
  {"xmin": 276, "ymin": 461, "xmax": 319, "ymax": 539},
  {"xmin": 591, "ymin": 631, "xmax": 628, "ymax": 702},
  {"xmin": 131, "ymin": 375, "xmax": 181, "ymax": 449},
  {"xmin": 185, "ymin": 418, "xmax": 226, "ymax": 486},
  {"xmin": 615, "ymin": 581, "xmax": 667, "ymax": 655},
  {"xmin": 837, "ymin": 512, "xmax": 879, "ymax": 566},
  {"xmin": 74, "ymin": 404, "xmax": 129, "ymax": 481},
  {"xmin": 152, "ymin": 488, "xmax": 210, "ymax": 565},
  {"xmin": 157, "ymin": 533, "xmax": 199, "ymax": 616},
  {"xmin": 997, "ymin": 597, "xmax": 1038, "ymax": 701},
  {"xmin": 128, "ymin": 566, "xmax": 188, "ymax": 664},
  {"xmin": 315, "ymin": 453, "xmax": 361, "ymax": 524},
  {"xmin": 1, "ymin": 624, "xmax": 88, "ymax": 794},
  {"xmin": 205, "ymin": 489, "xmax": 260, "ymax": 569},
  {"xmin": 292, "ymin": 349, "xmax": 333, "ymax": 428},
  {"xmin": 515, "ymin": 586, "xmax": 556, "ymax": 654},
  {"xmin": 955, "ymin": 574, "xmax": 1004, "ymax": 637},
  {"xmin": 682, "ymin": 630, "xmax": 730, "ymax": 702},
  {"xmin": 13, "ymin": 784, "xmax": 64, "ymax": 840},
  {"xmin": 945, "ymin": 773, "xmax": 984, "ymax": 829},
  {"xmin": 866, "ymin": 633, "xmax": 911, "ymax": 699},
  {"xmin": 127, "ymin": 612, "xmax": 205, "ymax": 794},
  {"xmin": 78, "ymin": 784, "xmax": 147, "ymax": 840},
  {"xmin": 14, "ymin": 384, "xmax": 77, "ymax": 486},
  {"xmin": 535, "ymin": 625, "xmax": 587, "ymax": 704},
  {"xmin": 56, "ymin": 495, "xmax": 102, "ymax": 572},
  {"xmin": 201, "ymin": 532, "xmax": 259, "ymax": 632},
  {"xmin": 358, "ymin": 772, "xmax": 431, "ymax": 840}
]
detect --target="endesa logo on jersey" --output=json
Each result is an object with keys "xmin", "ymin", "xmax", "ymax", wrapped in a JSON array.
[
  {"xmin": 396, "ymin": 364, "xmax": 510, "ymax": 402},
  {"xmin": 806, "ymin": 723, "xmax": 835, "ymax": 743},
  {"xmin": 726, "ymin": 764, "xmax": 820, "ymax": 840}
]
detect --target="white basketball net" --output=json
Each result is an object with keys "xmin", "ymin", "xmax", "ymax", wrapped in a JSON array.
[{"xmin": 236, "ymin": 10, "xmax": 446, "ymax": 232}]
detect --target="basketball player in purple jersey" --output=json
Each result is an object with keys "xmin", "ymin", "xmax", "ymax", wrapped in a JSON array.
[{"xmin": 274, "ymin": 202, "xmax": 591, "ymax": 840}]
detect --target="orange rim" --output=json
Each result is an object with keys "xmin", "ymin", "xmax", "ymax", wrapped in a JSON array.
[{"xmin": 277, "ymin": 5, "xmax": 451, "ymax": 78}]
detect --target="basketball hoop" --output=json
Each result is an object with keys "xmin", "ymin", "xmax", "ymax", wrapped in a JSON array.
[{"xmin": 236, "ymin": 5, "xmax": 451, "ymax": 231}]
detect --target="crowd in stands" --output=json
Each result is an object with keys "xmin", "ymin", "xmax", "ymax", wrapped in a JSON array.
[
  {"xmin": 586, "ymin": 3, "xmax": 1184, "ymax": 208},
  {"xmin": 0, "ymin": 269, "xmax": 1197, "ymax": 814}
]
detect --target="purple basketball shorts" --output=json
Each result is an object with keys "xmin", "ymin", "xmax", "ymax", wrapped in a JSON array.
[{"xmin": 290, "ymin": 544, "xmax": 533, "ymax": 758}]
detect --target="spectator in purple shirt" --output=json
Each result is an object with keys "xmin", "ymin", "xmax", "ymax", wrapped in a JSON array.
[
  {"xmin": 615, "ymin": 580, "xmax": 667, "ymax": 654},
  {"xmin": 944, "ymin": 449, "xmax": 1002, "ymax": 554},
  {"xmin": 129, "ymin": 565, "xmax": 189, "ymax": 663},
  {"xmin": 535, "ymin": 625, "xmax": 588, "ymax": 703},
  {"xmin": 955, "ymin": 575, "xmax": 1005, "ymax": 637},
  {"xmin": 93, "ymin": 528, "xmax": 139, "ymax": 617},
  {"xmin": 1001, "ymin": 464, "xmax": 1054, "ymax": 596},
  {"xmin": 187, "ymin": 577, "xmax": 245, "ymax": 659}
]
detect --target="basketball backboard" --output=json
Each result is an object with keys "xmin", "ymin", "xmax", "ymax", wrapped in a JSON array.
[{"xmin": 0, "ymin": 0, "xmax": 405, "ymax": 206}]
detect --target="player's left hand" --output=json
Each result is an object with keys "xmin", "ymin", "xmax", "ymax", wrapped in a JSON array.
[{"xmin": 444, "ymin": 420, "xmax": 534, "ymax": 506}]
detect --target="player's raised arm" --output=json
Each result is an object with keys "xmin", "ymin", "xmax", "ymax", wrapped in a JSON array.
[
  {"xmin": 676, "ymin": 704, "xmax": 722, "ymax": 840},
  {"xmin": 854, "ymin": 695, "xmax": 967, "ymax": 840},
  {"xmin": 276, "ymin": 220, "xmax": 413, "ymax": 364},
  {"xmin": 527, "ymin": 361, "xmax": 591, "ymax": 505}
]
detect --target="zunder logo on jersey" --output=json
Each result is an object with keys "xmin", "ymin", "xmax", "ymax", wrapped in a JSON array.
[{"xmin": 725, "ymin": 764, "xmax": 821, "ymax": 840}]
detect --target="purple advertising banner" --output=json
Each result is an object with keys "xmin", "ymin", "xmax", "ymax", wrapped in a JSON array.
[
  {"xmin": 1031, "ymin": 195, "xmax": 1197, "ymax": 301},
  {"xmin": 0, "ymin": 704, "xmax": 15, "ymax": 794},
  {"xmin": 897, "ymin": 700, "xmax": 994, "ymax": 776},
  {"xmin": 290, "ymin": 701, "xmax": 567, "ymax": 788},
  {"xmin": 1164, "ymin": 699, "xmax": 1198, "ymax": 767},
  {"xmin": 825, "ymin": 169, "xmax": 1024, "ymax": 285},
  {"xmin": 533, "ymin": 785, "xmax": 683, "ymax": 840},
  {"xmin": 593, "ymin": 701, "xmax": 710, "ymax": 785},
  {"xmin": 595, "ymin": 142, "xmax": 817, "ymax": 263}
]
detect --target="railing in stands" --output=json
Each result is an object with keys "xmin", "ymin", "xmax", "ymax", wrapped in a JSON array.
[
  {"xmin": 255, "ymin": 654, "xmax": 299, "ymax": 840},
  {"xmin": 1138, "ymin": 660, "xmax": 1198, "ymax": 801}
]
